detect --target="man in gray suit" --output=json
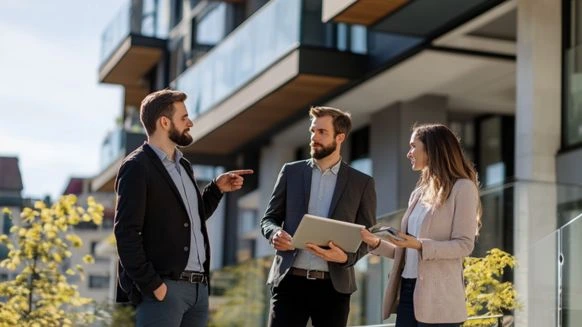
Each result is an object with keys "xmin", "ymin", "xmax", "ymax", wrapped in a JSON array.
[{"xmin": 261, "ymin": 106, "xmax": 377, "ymax": 327}]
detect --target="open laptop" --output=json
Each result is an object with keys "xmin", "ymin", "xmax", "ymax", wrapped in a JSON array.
[{"xmin": 291, "ymin": 214, "xmax": 364, "ymax": 253}]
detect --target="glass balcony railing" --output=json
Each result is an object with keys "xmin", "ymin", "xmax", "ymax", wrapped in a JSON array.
[
  {"xmin": 100, "ymin": 0, "xmax": 169, "ymax": 63},
  {"xmin": 99, "ymin": 127, "xmax": 146, "ymax": 170},
  {"xmin": 175, "ymin": 0, "xmax": 367, "ymax": 119},
  {"xmin": 207, "ymin": 180, "xmax": 582, "ymax": 326},
  {"xmin": 559, "ymin": 213, "xmax": 582, "ymax": 326}
]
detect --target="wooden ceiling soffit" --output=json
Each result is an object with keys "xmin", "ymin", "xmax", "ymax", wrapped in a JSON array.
[
  {"xmin": 185, "ymin": 74, "xmax": 349, "ymax": 155},
  {"xmin": 99, "ymin": 35, "xmax": 166, "ymax": 86},
  {"xmin": 326, "ymin": 0, "xmax": 409, "ymax": 26}
]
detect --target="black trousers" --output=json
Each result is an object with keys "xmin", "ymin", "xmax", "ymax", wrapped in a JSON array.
[
  {"xmin": 396, "ymin": 278, "xmax": 463, "ymax": 327},
  {"xmin": 268, "ymin": 274, "xmax": 351, "ymax": 327}
]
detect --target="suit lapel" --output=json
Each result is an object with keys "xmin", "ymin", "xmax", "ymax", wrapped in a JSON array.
[
  {"xmin": 143, "ymin": 144, "xmax": 188, "ymax": 213},
  {"xmin": 328, "ymin": 162, "xmax": 348, "ymax": 218},
  {"xmin": 303, "ymin": 161, "xmax": 312, "ymax": 210}
]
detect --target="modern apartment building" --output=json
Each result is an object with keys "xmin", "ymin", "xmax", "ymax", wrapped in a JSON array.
[
  {"xmin": 0, "ymin": 157, "xmax": 24, "ymax": 283},
  {"xmin": 96, "ymin": 0, "xmax": 581, "ymax": 326},
  {"xmin": 61, "ymin": 177, "xmax": 116, "ymax": 303}
]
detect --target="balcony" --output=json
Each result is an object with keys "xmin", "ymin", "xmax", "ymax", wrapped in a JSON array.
[
  {"xmin": 99, "ymin": 0, "xmax": 167, "ymax": 86},
  {"xmin": 92, "ymin": 127, "xmax": 146, "ymax": 192},
  {"xmin": 173, "ymin": 0, "xmax": 367, "ymax": 155},
  {"xmin": 175, "ymin": 0, "xmax": 368, "ymax": 155},
  {"xmin": 322, "ymin": 0, "xmax": 410, "ymax": 25}
]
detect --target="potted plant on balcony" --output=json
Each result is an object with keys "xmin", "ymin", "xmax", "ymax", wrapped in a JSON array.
[{"xmin": 464, "ymin": 248, "xmax": 520, "ymax": 327}]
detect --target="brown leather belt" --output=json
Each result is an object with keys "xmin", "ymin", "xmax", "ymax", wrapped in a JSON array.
[
  {"xmin": 178, "ymin": 271, "xmax": 208, "ymax": 284},
  {"xmin": 289, "ymin": 267, "xmax": 330, "ymax": 280}
]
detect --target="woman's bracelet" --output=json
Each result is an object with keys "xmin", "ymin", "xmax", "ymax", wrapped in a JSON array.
[{"xmin": 371, "ymin": 238, "xmax": 381, "ymax": 250}]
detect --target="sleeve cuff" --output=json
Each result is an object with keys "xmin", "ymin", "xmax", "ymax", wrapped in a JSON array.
[
  {"xmin": 140, "ymin": 275, "xmax": 164, "ymax": 296},
  {"xmin": 269, "ymin": 227, "xmax": 282, "ymax": 244},
  {"xmin": 209, "ymin": 180, "xmax": 223, "ymax": 196}
]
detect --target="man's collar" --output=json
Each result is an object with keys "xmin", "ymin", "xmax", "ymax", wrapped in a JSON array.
[
  {"xmin": 309, "ymin": 157, "xmax": 342, "ymax": 175},
  {"xmin": 148, "ymin": 142, "xmax": 182, "ymax": 162}
]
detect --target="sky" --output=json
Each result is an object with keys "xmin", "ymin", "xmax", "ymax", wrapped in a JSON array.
[{"xmin": 0, "ymin": 1, "xmax": 126, "ymax": 200}]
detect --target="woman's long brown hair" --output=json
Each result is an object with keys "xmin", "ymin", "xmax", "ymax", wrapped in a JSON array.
[{"xmin": 413, "ymin": 123, "xmax": 482, "ymax": 233}]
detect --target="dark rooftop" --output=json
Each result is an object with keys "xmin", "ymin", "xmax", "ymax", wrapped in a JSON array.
[{"xmin": 0, "ymin": 157, "xmax": 23, "ymax": 191}]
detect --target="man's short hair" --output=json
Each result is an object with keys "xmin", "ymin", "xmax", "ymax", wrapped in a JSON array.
[
  {"xmin": 140, "ymin": 89, "xmax": 187, "ymax": 135},
  {"xmin": 309, "ymin": 106, "xmax": 352, "ymax": 137}
]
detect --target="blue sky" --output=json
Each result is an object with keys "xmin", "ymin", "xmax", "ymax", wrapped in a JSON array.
[{"xmin": 0, "ymin": 1, "xmax": 125, "ymax": 200}]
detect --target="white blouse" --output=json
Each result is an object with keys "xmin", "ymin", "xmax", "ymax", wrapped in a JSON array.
[{"xmin": 401, "ymin": 200, "xmax": 430, "ymax": 279}]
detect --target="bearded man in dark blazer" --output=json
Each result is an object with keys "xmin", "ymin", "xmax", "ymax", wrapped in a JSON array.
[
  {"xmin": 261, "ymin": 106, "xmax": 377, "ymax": 327},
  {"xmin": 114, "ymin": 89, "xmax": 253, "ymax": 327}
]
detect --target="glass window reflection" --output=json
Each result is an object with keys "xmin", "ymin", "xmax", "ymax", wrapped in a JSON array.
[{"xmin": 196, "ymin": 4, "xmax": 227, "ymax": 46}]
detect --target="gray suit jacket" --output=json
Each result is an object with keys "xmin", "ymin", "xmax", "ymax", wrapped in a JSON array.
[{"xmin": 260, "ymin": 159, "xmax": 377, "ymax": 294}]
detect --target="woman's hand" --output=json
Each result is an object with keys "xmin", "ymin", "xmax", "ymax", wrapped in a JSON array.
[
  {"xmin": 388, "ymin": 232, "xmax": 422, "ymax": 250},
  {"xmin": 360, "ymin": 228, "xmax": 381, "ymax": 249}
]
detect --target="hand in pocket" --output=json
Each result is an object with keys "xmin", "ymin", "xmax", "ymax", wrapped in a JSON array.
[{"xmin": 153, "ymin": 282, "xmax": 168, "ymax": 301}]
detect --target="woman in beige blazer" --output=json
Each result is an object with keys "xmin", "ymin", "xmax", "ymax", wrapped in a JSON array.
[{"xmin": 361, "ymin": 123, "xmax": 481, "ymax": 326}]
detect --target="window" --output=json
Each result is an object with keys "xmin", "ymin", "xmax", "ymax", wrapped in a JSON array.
[
  {"xmin": 564, "ymin": 0, "xmax": 582, "ymax": 147},
  {"xmin": 141, "ymin": 0, "xmax": 157, "ymax": 35},
  {"xmin": 350, "ymin": 25, "xmax": 367, "ymax": 54},
  {"xmin": 169, "ymin": 37, "xmax": 185, "ymax": 82},
  {"xmin": 295, "ymin": 145, "xmax": 310, "ymax": 161},
  {"xmin": 238, "ymin": 209, "xmax": 258, "ymax": 235},
  {"xmin": 195, "ymin": 4, "xmax": 227, "ymax": 46},
  {"xmin": 350, "ymin": 126, "xmax": 372, "ymax": 175},
  {"xmin": 171, "ymin": 0, "xmax": 183, "ymax": 27},
  {"xmin": 90, "ymin": 241, "xmax": 109, "ymax": 263},
  {"xmin": 0, "ymin": 273, "xmax": 8, "ymax": 282},
  {"xmin": 300, "ymin": 0, "xmax": 367, "ymax": 53},
  {"xmin": 2, "ymin": 211, "xmax": 12, "ymax": 234},
  {"xmin": 192, "ymin": 165, "xmax": 224, "ymax": 183},
  {"xmin": 0, "ymin": 245, "xmax": 8, "ymax": 260},
  {"xmin": 337, "ymin": 24, "xmax": 348, "ymax": 51},
  {"xmin": 89, "ymin": 275, "xmax": 110, "ymax": 289},
  {"xmin": 156, "ymin": 0, "xmax": 170, "ymax": 38},
  {"xmin": 190, "ymin": 0, "xmax": 201, "ymax": 10},
  {"xmin": 449, "ymin": 119, "xmax": 475, "ymax": 162}
]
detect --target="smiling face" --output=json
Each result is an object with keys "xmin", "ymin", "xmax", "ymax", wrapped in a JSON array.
[
  {"xmin": 166, "ymin": 101, "xmax": 193, "ymax": 146},
  {"xmin": 309, "ymin": 116, "xmax": 342, "ymax": 160},
  {"xmin": 407, "ymin": 131, "xmax": 428, "ymax": 171}
]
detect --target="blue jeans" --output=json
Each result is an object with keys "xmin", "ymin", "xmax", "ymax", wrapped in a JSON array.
[
  {"xmin": 396, "ymin": 278, "xmax": 462, "ymax": 327},
  {"xmin": 136, "ymin": 279, "xmax": 209, "ymax": 327}
]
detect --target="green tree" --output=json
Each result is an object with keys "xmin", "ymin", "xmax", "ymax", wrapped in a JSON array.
[
  {"xmin": 0, "ymin": 195, "xmax": 104, "ymax": 326},
  {"xmin": 464, "ymin": 248, "xmax": 520, "ymax": 327},
  {"xmin": 92, "ymin": 301, "xmax": 135, "ymax": 327},
  {"xmin": 209, "ymin": 257, "xmax": 271, "ymax": 327}
]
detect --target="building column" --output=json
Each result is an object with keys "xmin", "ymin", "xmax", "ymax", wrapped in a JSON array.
[
  {"xmin": 368, "ymin": 95, "xmax": 446, "ymax": 324},
  {"xmin": 370, "ymin": 95, "xmax": 447, "ymax": 215},
  {"xmin": 254, "ymin": 144, "xmax": 295, "ymax": 258},
  {"xmin": 514, "ymin": 0, "xmax": 562, "ymax": 325}
]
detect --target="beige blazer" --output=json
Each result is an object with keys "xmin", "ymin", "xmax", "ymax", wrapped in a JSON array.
[{"xmin": 370, "ymin": 179, "xmax": 479, "ymax": 323}]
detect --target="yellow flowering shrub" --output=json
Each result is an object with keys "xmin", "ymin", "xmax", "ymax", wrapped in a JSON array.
[
  {"xmin": 464, "ymin": 248, "xmax": 520, "ymax": 327},
  {"xmin": 0, "ymin": 195, "xmax": 104, "ymax": 327}
]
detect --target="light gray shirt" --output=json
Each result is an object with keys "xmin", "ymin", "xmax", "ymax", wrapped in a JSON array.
[
  {"xmin": 402, "ymin": 200, "xmax": 429, "ymax": 279},
  {"xmin": 148, "ymin": 143, "xmax": 206, "ymax": 272},
  {"xmin": 292, "ymin": 159, "xmax": 341, "ymax": 272}
]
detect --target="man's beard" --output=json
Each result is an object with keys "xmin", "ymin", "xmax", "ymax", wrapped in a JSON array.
[
  {"xmin": 169, "ymin": 123, "xmax": 193, "ymax": 147},
  {"xmin": 310, "ymin": 140, "xmax": 337, "ymax": 160}
]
